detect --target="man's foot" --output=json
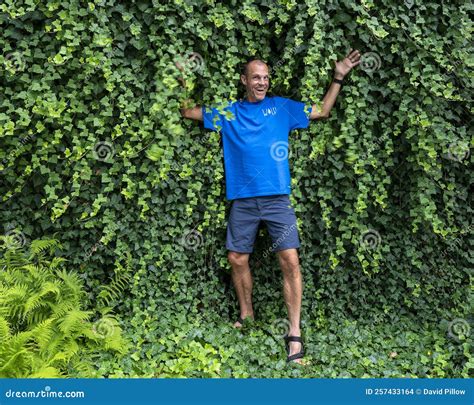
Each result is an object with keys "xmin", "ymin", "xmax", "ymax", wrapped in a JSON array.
[
  {"xmin": 287, "ymin": 340, "xmax": 304, "ymax": 364},
  {"xmin": 233, "ymin": 315, "xmax": 254, "ymax": 328},
  {"xmin": 284, "ymin": 335, "xmax": 305, "ymax": 364}
]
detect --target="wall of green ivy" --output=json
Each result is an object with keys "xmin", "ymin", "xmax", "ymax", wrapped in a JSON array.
[{"xmin": 0, "ymin": 0, "xmax": 472, "ymax": 375}]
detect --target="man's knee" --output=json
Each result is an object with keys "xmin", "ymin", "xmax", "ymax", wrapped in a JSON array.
[
  {"xmin": 228, "ymin": 251, "xmax": 249, "ymax": 268},
  {"xmin": 278, "ymin": 249, "xmax": 300, "ymax": 275}
]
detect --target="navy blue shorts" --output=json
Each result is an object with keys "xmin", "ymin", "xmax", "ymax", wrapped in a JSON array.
[{"xmin": 226, "ymin": 194, "xmax": 300, "ymax": 254}]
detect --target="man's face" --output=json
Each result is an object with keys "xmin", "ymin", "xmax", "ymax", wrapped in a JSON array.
[{"xmin": 241, "ymin": 61, "xmax": 269, "ymax": 102}]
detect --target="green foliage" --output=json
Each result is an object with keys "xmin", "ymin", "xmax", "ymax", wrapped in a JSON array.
[
  {"xmin": 0, "ymin": 237, "xmax": 129, "ymax": 378},
  {"xmin": 0, "ymin": 0, "xmax": 471, "ymax": 377},
  {"xmin": 90, "ymin": 312, "xmax": 472, "ymax": 378}
]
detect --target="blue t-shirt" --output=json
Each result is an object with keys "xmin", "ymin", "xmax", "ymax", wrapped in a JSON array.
[{"xmin": 202, "ymin": 96, "xmax": 312, "ymax": 200}]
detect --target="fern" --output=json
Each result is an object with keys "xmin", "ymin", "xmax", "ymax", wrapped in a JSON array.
[
  {"xmin": 24, "ymin": 280, "xmax": 61, "ymax": 318},
  {"xmin": 0, "ymin": 316, "xmax": 11, "ymax": 343},
  {"xmin": 0, "ymin": 237, "xmax": 28, "ymax": 270},
  {"xmin": 97, "ymin": 251, "xmax": 133, "ymax": 307},
  {"xmin": 29, "ymin": 366, "xmax": 63, "ymax": 378},
  {"xmin": 29, "ymin": 239, "xmax": 62, "ymax": 258},
  {"xmin": 30, "ymin": 318, "xmax": 54, "ymax": 353},
  {"xmin": 0, "ymin": 238, "xmax": 129, "ymax": 377},
  {"xmin": 58, "ymin": 309, "xmax": 93, "ymax": 335}
]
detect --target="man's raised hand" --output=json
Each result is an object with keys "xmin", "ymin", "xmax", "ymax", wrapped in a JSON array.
[{"xmin": 334, "ymin": 48, "xmax": 361, "ymax": 79}]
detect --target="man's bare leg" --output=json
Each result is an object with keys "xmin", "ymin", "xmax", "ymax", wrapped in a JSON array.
[
  {"xmin": 277, "ymin": 248, "xmax": 303, "ymax": 363},
  {"xmin": 228, "ymin": 251, "xmax": 254, "ymax": 327}
]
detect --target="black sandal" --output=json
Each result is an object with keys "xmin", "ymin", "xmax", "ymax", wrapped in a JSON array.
[{"xmin": 284, "ymin": 335, "xmax": 305, "ymax": 363}]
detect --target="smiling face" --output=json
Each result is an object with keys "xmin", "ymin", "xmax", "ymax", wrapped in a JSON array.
[{"xmin": 241, "ymin": 60, "xmax": 269, "ymax": 103}]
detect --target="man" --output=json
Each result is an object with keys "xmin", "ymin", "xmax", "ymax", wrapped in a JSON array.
[{"xmin": 180, "ymin": 49, "xmax": 361, "ymax": 363}]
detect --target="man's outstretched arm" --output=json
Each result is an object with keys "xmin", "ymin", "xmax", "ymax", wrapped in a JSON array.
[{"xmin": 310, "ymin": 48, "xmax": 361, "ymax": 120}]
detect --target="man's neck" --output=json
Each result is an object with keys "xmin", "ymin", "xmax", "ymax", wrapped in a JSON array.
[{"xmin": 246, "ymin": 95, "xmax": 265, "ymax": 103}]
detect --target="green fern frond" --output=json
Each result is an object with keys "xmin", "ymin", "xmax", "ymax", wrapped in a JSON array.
[
  {"xmin": 29, "ymin": 239, "xmax": 62, "ymax": 257},
  {"xmin": 58, "ymin": 309, "xmax": 93, "ymax": 335},
  {"xmin": 28, "ymin": 308, "xmax": 52, "ymax": 327},
  {"xmin": 40, "ymin": 334, "xmax": 63, "ymax": 361},
  {"xmin": 0, "ymin": 235, "xmax": 26, "ymax": 252},
  {"xmin": 0, "ymin": 244, "xmax": 28, "ymax": 270},
  {"xmin": 98, "ymin": 252, "xmax": 133, "ymax": 307},
  {"xmin": 0, "ymin": 284, "xmax": 27, "ymax": 306},
  {"xmin": 48, "ymin": 350, "xmax": 70, "ymax": 364},
  {"xmin": 0, "ymin": 284, "xmax": 30, "ymax": 321},
  {"xmin": 70, "ymin": 356, "xmax": 96, "ymax": 377},
  {"xmin": 29, "ymin": 366, "xmax": 63, "ymax": 378},
  {"xmin": 60, "ymin": 340, "xmax": 80, "ymax": 360},
  {"xmin": 0, "ymin": 348, "xmax": 33, "ymax": 377},
  {"xmin": 103, "ymin": 331, "xmax": 130, "ymax": 354},
  {"xmin": 24, "ymin": 281, "xmax": 61, "ymax": 315},
  {"xmin": 0, "ymin": 331, "xmax": 34, "ymax": 377},
  {"xmin": 50, "ymin": 299, "xmax": 78, "ymax": 320},
  {"xmin": 56, "ymin": 269, "xmax": 85, "ymax": 302},
  {"xmin": 30, "ymin": 318, "xmax": 55, "ymax": 353},
  {"xmin": 0, "ymin": 330, "xmax": 33, "ymax": 355},
  {"xmin": 0, "ymin": 316, "xmax": 11, "ymax": 343},
  {"xmin": 49, "ymin": 256, "xmax": 67, "ymax": 270},
  {"xmin": 22, "ymin": 264, "xmax": 51, "ymax": 284}
]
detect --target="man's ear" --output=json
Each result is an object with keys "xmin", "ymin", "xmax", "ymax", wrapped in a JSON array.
[{"xmin": 240, "ymin": 74, "xmax": 247, "ymax": 86}]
